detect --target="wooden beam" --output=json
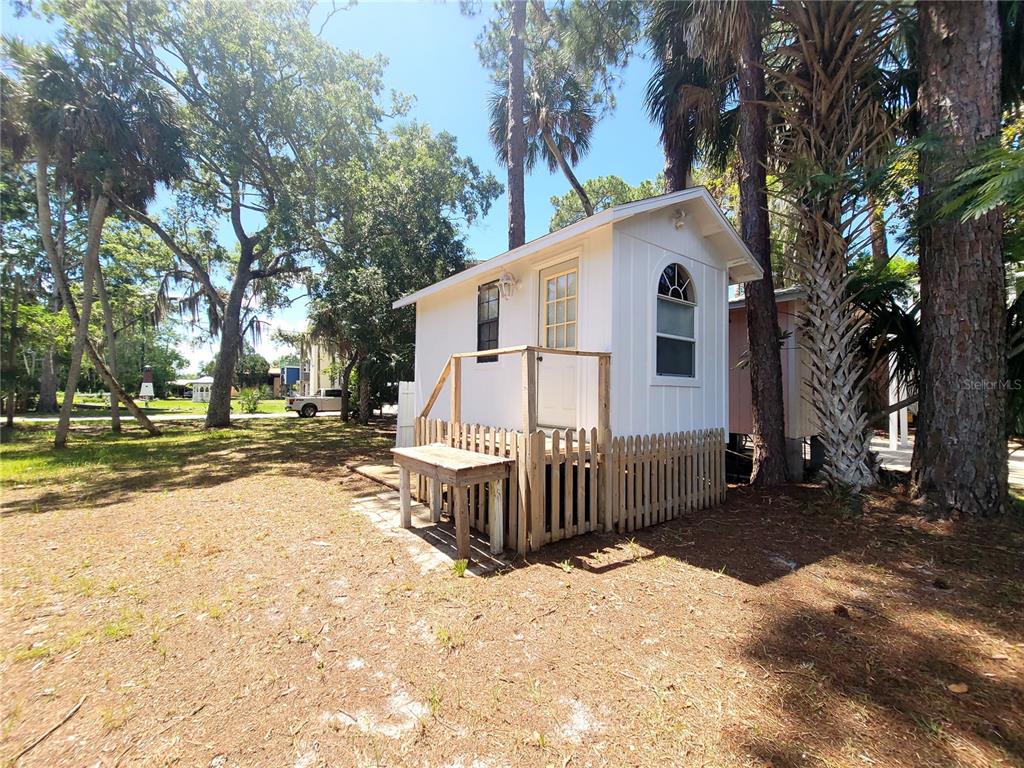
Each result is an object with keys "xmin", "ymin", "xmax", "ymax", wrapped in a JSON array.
[
  {"xmin": 419, "ymin": 357, "xmax": 451, "ymax": 419},
  {"xmin": 450, "ymin": 355, "xmax": 462, "ymax": 424},
  {"xmin": 449, "ymin": 344, "xmax": 610, "ymax": 360}
]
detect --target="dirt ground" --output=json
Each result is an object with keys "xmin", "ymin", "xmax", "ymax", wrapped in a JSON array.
[{"xmin": 1, "ymin": 419, "xmax": 1022, "ymax": 767}]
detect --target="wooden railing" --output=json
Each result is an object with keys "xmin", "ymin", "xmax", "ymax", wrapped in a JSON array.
[
  {"xmin": 412, "ymin": 417, "xmax": 726, "ymax": 555},
  {"xmin": 417, "ymin": 345, "xmax": 610, "ymax": 443}
]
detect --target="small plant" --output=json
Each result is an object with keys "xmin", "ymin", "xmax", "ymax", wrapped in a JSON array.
[
  {"xmin": 434, "ymin": 626, "xmax": 465, "ymax": 652},
  {"xmin": 14, "ymin": 645, "xmax": 50, "ymax": 663},
  {"xmin": 451, "ymin": 559, "xmax": 468, "ymax": 578},
  {"xmin": 99, "ymin": 705, "xmax": 130, "ymax": 732},
  {"xmin": 102, "ymin": 609, "xmax": 140, "ymax": 641},
  {"xmin": 237, "ymin": 386, "xmax": 267, "ymax": 414},
  {"xmin": 556, "ymin": 559, "xmax": 574, "ymax": 573},
  {"xmin": 428, "ymin": 686, "xmax": 442, "ymax": 717}
]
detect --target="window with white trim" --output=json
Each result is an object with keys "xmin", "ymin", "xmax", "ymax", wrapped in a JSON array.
[
  {"xmin": 656, "ymin": 263, "xmax": 696, "ymax": 378},
  {"xmin": 477, "ymin": 281, "xmax": 499, "ymax": 362},
  {"xmin": 542, "ymin": 267, "xmax": 577, "ymax": 349}
]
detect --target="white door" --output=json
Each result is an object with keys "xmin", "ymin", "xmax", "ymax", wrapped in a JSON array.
[{"xmin": 537, "ymin": 260, "xmax": 579, "ymax": 428}]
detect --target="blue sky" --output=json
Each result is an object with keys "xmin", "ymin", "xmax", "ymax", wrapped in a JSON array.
[{"xmin": 4, "ymin": 1, "xmax": 666, "ymax": 370}]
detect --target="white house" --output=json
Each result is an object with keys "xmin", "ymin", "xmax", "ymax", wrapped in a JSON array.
[{"xmin": 394, "ymin": 188, "xmax": 763, "ymax": 438}]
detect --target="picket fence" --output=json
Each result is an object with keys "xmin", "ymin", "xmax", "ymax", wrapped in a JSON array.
[{"xmin": 412, "ymin": 417, "xmax": 725, "ymax": 554}]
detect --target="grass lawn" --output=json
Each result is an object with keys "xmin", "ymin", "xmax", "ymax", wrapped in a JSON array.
[
  {"xmin": 1, "ymin": 420, "xmax": 1022, "ymax": 767},
  {"xmin": 39, "ymin": 396, "xmax": 288, "ymax": 419}
]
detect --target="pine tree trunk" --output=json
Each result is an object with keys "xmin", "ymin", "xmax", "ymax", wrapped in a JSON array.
[
  {"xmin": 911, "ymin": 0, "xmax": 1007, "ymax": 516},
  {"xmin": 737, "ymin": 15, "xmax": 788, "ymax": 486},
  {"xmin": 96, "ymin": 263, "xmax": 121, "ymax": 432},
  {"xmin": 54, "ymin": 192, "xmax": 108, "ymax": 448},
  {"xmin": 507, "ymin": 0, "xmax": 527, "ymax": 249}
]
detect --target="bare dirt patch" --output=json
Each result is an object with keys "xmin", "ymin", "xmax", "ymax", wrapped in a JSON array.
[{"xmin": 2, "ymin": 420, "xmax": 1022, "ymax": 767}]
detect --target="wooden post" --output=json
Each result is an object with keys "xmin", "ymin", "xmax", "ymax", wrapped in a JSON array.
[
  {"xmin": 530, "ymin": 430, "xmax": 546, "ymax": 551},
  {"xmin": 597, "ymin": 354, "xmax": 611, "ymax": 449},
  {"xmin": 520, "ymin": 348, "xmax": 539, "ymax": 552},
  {"xmin": 517, "ymin": 431, "xmax": 529, "ymax": 555},
  {"xmin": 489, "ymin": 476, "xmax": 504, "ymax": 554},
  {"xmin": 430, "ymin": 478, "xmax": 442, "ymax": 523},
  {"xmin": 597, "ymin": 354, "xmax": 611, "ymax": 531},
  {"xmin": 455, "ymin": 482, "xmax": 471, "ymax": 562},
  {"xmin": 450, "ymin": 356, "xmax": 462, "ymax": 424},
  {"xmin": 399, "ymin": 468, "xmax": 412, "ymax": 529},
  {"xmin": 522, "ymin": 348, "xmax": 537, "ymax": 435}
]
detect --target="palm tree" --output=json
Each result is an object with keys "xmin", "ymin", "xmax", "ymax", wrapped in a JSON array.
[
  {"xmin": 489, "ymin": 51, "xmax": 597, "ymax": 218},
  {"xmin": 650, "ymin": 1, "xmax": 789, "ymax": 485},
  {"xmin": 9, "ymin": 41, "xmax": 183, "ymax": 446},
  {"xmin": 911, "ymin": 0, "xmax": 1008, "ymax": 515},
  {"xmin": 643, "ymin": 1, "xmax": 733, "ymax": 192},
  {"xmin": 765, "ymin": 2, "xmax": 899, "ymax": 492}
]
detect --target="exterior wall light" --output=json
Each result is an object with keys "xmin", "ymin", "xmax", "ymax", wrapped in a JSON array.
[{"xmin": 497, "ymin": 271, "xmax": 520, "ymax": 299}]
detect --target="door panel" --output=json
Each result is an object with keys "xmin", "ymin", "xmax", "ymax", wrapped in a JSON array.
[{"xmin": 537, "ymin": 259, "xmax": 579, "ymax": 428}]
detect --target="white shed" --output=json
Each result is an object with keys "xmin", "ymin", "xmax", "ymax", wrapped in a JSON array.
[
  {"xmin": 394, "ymin": 189, "xmax": 763, "ymax": 437},
  {"xmin": 191, "ymin": 375, "xmax": 214, "ymax": 403}
]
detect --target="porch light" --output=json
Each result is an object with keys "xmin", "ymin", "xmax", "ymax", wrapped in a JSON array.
[
  {"xmin": 497, "ymin": 271, "xmax": 520, "ymax": 299},
  {"xmin": 672, "ymin": 208, "xmax": 688, "ymax": 230}
]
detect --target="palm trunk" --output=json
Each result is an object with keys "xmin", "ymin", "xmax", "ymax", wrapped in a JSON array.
[
  {"xmin": 95, "ymin": 263, "xmax": 121, "ymax": 432},
  {"xmin": 662, "ymin": 113, "xmax": 693, "ymax": 193},
  {"xmin": 797, "ymin": 197, "xmax": 878, "ymax": 493},
  {"xmin": 6, "ymin": 273, "xmax": 20, "ymax": 428},
  {"xmin": 868, "ymin": 194, "xmax": 889, "ymax": 268},
  {"xmin": 541, "ymin": 132, "xmax": 594, "ymax": 216},
  {"xmin": 38, "ymin": 279, "xmax": 59, "ymax": 413},
  {"xmin": 736, "ymin": 15, "xmax": 788, "ymax": 486},
  {"xmin": 507, "ymin": 0, "xmax": 527, "ymax": 249},
  {"xmin": 33, "ymin": 146, "xmax": 160, "ymax": 438},
  {"xmin": 54, "ymin": 190, "xmax": 107, "ymax": 448},
  {"xmin": 340, "ymin": 357, "xmax": 355, "ymax": 422},
  {"xmin": 911, "ymin": 0, "xmax": 1007, "ymax": 516},
  {"xmin": 662, "ymin": 25, "xmax": 694, "ymax": 193}
]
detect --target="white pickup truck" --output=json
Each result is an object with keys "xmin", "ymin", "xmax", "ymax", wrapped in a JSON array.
[{"xmin": 286, "ymin": 388, "xmax": 345, "ymax": 417}]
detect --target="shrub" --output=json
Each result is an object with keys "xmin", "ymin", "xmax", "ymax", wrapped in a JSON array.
[{"xmin": 237, "ymin": 386, "xmax": 267, "ymax": 414}]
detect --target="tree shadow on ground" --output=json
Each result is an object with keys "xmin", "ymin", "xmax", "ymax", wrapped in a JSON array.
[
  {"xmin": 515, "ymin": 484, "xmax": 1024, "ymax": 765},
  {"xmin": 0, "ymin": 417, "xmax": 397, "ymax": 517},
  {"xmin": 522, "ymin": 484, "xmax": 863, "ymax": 586},
  {"xmin": 742, "ymin": 588, "xmax": 1023, "ymax": 767}
]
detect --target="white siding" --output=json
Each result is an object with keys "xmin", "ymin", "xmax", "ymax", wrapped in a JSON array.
[
  {"xmin": 414, "ymin": 228, "xmax": 612, "ymax": 430},
  {"xmin": 610, "ymin": 210, "xmax": 730, "ymax": 437},
  {"xmin": 411, "ymin": 206, "xmax": 736, "ymax": 437}
]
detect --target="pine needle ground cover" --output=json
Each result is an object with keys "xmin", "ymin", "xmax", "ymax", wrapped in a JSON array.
[{"xmin": 1, "ymin": 420, "xmax": 1021, "ymax": 767}]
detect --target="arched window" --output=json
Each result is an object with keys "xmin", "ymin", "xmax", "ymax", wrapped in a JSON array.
[{"xmin": 656, "ymin": 263, "xmax": 696, "ymax": 378}]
